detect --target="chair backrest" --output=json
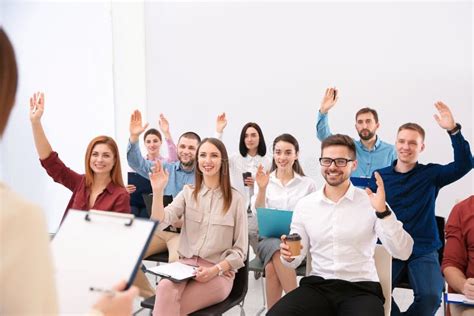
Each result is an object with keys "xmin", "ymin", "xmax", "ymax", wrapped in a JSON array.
[
  {"xmin": 142, "ymin": 193, "xmax": 173, "ymax": 217},
  {"xmin": 374, "ymin": 244, "xmax": 392, "ymax": 316}
]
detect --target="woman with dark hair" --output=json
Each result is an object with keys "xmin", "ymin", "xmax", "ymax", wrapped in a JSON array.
[
  {"xmin": 215, "ymin": 114, "xmax": 271, "ymax": 254},
  {"xmin": 29, "ymin": 92, "xmax": 130, "ymax": 217},
  {"xmin": 252, "ymin": 133, "xmax": 317, "ymax": 309},
  {"xmin": 149, "ymin": 137, "xmax": 248, "ymax": 315}
]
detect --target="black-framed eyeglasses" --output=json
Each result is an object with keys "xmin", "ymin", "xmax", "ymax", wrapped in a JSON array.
[{"xmin": 319, "ymin": 157, "xmax": 354, "ymax": 167}]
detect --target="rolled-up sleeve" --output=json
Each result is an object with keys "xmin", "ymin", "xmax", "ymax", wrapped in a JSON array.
[
  {"xmin": 163, "ymin": 189, "xmax": 186, "ymax": 226},
  {"xmin": 222, "ymin": 193, "xmax": 248, "ymax": 270},
  {"xmin": 280, "ymin": 203, "xmax": 307, "ymax": 269},
  {"xmin": 127, "ymin": 141, "xmax": 153, "ymax": 179},
  {"xmin": 40, "ymin": 151, "xmax": 82, "ymax": 192}
]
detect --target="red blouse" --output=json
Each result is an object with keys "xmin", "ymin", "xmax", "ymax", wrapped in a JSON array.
[
  {"xmin": 40, "ymin": 152, "xmax": 130, "ymax": 218},
  {"xmin": 442, "ymin": 196, "xmax": 474, "ymax": 292}
]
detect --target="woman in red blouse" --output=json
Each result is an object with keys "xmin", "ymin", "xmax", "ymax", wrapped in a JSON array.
[{"xmin": 29, "ymin": 92, "xmax": 130, "ymax": 218}]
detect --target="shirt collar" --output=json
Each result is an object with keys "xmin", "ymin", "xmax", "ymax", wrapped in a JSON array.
[
  {"xmin": 269, "ymin": 170, "xmax": 303, "ymax": 186},
  {"xmin": 200, "ymin": 184, "xmax": 223, "ymax": 198},
  {"xmin": 105, "ymin": 181, "xmax": 117, "ymax": 194},
  {"xmin": 176, "ymin": 162, "xmax": 195, "ymax": 173},
  {"xmin": 318, "ymin": 182, "xmax": 356, "ymax": 204},
  {"xmin": 357, "ymin": 135, "xmax": 381, "ymax": 151}
]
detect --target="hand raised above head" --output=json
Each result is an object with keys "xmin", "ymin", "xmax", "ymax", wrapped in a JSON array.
[
  {"xmin": 433, "ymin": 101, "xmax": 456, "ymax": 131},
  {"xmin": 158, "ymin": 113, "xmax": 170, "ymax": 134},
  {"xmin": 216, "ymin": 112, "xmax": 227, "ymax": 133},
  {"xmin": 29, "ymin": 92, "xmax": 45, "ymax": 122},
  {"xmin": 129, "ymin": 109, "xmax": 149, "ymax": 139},
  {"xmin": 319, "ymin": 87, "xmax": 338, "ymax": 114}
]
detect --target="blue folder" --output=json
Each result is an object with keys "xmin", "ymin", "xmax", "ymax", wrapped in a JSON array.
[{"xmin": 256, "ymin": 207, "xmax": 293, "ymax": 238}]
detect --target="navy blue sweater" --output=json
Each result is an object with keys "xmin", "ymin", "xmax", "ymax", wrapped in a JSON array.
[{"xmin": 373, "ymin": 131, "xmax": 472, "ymax": 256}]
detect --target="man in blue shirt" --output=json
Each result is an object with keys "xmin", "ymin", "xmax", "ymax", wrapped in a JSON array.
[
  {"xmin": 374, "ymin": 101, "xmax": 472, "ymax": 316},
  {"xmin": 316, "ymin": 87, "xmax": 396, "ymax": 185},
  {"xmin": 127, "ymin": 110, "xmax": 201, "ymax": 298}
]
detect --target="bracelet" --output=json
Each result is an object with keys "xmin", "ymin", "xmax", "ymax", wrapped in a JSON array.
[
  {"xmin": 215, "ymin": 263, "xmax": 224, "ymax": 276},
  {"xmin": 447, "ymin": 123, "xmax": 461, "ymax": 135}
]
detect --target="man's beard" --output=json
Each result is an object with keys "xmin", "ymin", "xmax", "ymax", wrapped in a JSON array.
[
  {"xmin": 180, "ymin": 159, "xmax": 195, "ymax": 168},
  {"xmin": 358, "ymin": 129, "xmax": 375, "ymax": 141}
]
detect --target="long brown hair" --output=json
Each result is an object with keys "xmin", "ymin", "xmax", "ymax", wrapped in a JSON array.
[
  {"xmin": 0, "ymin": 28, "xmax": 18, "ymax": 137},
  {"xmin": 193, "ymin": 138, "xmax": 232, "ymax": 212},
  {"xmin": 84, "ymin": 136, "xmax": 125, "ymax": 188},
  {"xmin": 270, "ymin": 133, "xmax": 305, "ymax": 176}
]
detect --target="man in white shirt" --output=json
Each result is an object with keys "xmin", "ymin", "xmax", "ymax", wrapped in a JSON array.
[{"xmin": 267, "ymin": 134, "xmax": 413, "ymax": 316}]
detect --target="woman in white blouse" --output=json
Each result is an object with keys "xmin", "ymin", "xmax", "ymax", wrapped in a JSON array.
[
  {"xmin": 149, "ymin": 137, "xmax": 248, "ymax": 316},
  {"xmin": 252, "ymin": 133, "xmax": 317, "ymax": 309}
]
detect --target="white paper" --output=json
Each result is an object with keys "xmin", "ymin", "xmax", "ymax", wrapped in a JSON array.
[
  {"xmin": 147, "ymin": 262, "xmax": 197, "ymax": 281},
  {"xmin": 51, "ymin": 210, "xmax": 156, "ymax": 314},
  {"xmin": 446, "ymin": 293, "xmax": 474, "ymax": 305}
]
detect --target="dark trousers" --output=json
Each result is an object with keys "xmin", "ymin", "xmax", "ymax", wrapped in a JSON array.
[{"xmin": 267, "ymin": 275, "xmax": 385, "ymax": 316}]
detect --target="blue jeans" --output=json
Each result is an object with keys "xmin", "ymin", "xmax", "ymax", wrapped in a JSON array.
[{"xmin": 391, "ymin": 251, "xmax": 444, "ymax": 316}]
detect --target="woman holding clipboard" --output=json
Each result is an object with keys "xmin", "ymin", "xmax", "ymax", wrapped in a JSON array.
[
  {"xmin": 149, "ymin": 138, "xmax": 248, "ymax": 315},
  {"xmin": 252, "ymin": 133, "xmax": 317, "ymax": 309}
]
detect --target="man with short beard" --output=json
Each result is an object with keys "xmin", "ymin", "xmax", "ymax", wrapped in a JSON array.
[
  {"xmin": 316, "ymin": 87, "xmax": 396, "ymax": 184},
  {"xmin": 127, "ymin": 110, "xmax": 201, "ymax": 298}
]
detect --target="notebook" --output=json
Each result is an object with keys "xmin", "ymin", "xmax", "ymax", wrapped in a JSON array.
[
  {"xmin": 256, "ymin": 207, "xmax": 293, "ymax": 238},
  {"xmin": 146, "ymin": 262, "xmax": 197, "ymax": 282},
  {"xmin": 444, "ymin": 293, "xmax": 474, "ymax": 306}
]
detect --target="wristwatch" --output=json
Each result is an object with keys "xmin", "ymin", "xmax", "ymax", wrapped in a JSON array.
[
  {"xmin": 376, "ymin": 207, "xmax": 392, "ymax": 219},
  {"xmin": 448, "ymin": 123, "xmax": 461, "ymax": 135},
  {"xmin": 215, "ymin": 263, "xmax": 224, "ymax": 276}
]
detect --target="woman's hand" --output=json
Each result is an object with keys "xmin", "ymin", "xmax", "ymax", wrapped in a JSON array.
[
  {"xmin": 29, "ymin": 92, "xmax": 45, "ymax": 123},
  {"xmin": 149, "ymin": 160, "xmax": 169, "ymax": 192},
  {"xmin": 125, "ymin": 185, "xmax": 136, "ymax": 194},
  {"xmin": 255, "ymin": 164, "xmax": 270, "ymax": 190},
  {"xmin": 194, "ymin": 266, "xmax": 218, "ymax": 283}
]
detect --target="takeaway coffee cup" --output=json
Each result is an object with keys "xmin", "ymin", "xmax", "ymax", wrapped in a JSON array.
[{"xmin": 286, "ymin": 233, "xmax": 302, "ymax": 257}]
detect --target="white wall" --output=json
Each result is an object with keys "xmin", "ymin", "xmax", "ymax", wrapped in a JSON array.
[
  {"xmin": 0, "ymin": 2, "xmax": 472, "ymax": 232},
  {"xmin": 144, "ymin": 2, "xmax": 473, "ymax": 218}
]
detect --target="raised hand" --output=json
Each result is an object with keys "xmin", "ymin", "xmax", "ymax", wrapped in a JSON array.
[
  {"xmin": 129, "ymin": 110, "xmax": 149, "ymax": 142},
  {"xmin": 216, "ymin": 112, "xmax": 227, "ymax": 133},
  {"xmin": 158, "ymin": 113, "xmax": 171, "ymax": 137},
  {"xmin": 433, "ymin": 101, "xmax": 456, "ymax": 131},
  {"xmin": 255, "ymin": 164, "xmax": 270, "ymax": 190},
  {"xmin": 320, "ymin": 87, "xmax": 338, "ymax": 114},
  {"xmin": 29, "ymin": 92, "xmax": 45, "ymax": 123},
  {"xmin": 149, "ymin": 160, "xmax": 169, "ymax": 193},
  {"xmin": 365, "ymin": 172, "xmax": 387, "ymax": 212}
]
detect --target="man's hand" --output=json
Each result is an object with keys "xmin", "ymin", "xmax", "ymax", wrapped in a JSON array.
[
  {"xmin": 216, "ymin": 113, "xmax": 227, "ymax": 133},
  {"xmin": 433, "ymin": 101, "xmax": 456, "ymax": 131},
  {"xmin": 365, "ymin": 172, "xmax": 387, "ymax": 212},
  {"xmin": 129, "ymin": 110, "xmax": 149, "ymax": 143},
  {"xmin": 280, "ymin": 235, "xmax": 295, "ymax": 262},
  {"xmin": 320, "ymin": 87, "xmax": 338, "ymax": 114}
]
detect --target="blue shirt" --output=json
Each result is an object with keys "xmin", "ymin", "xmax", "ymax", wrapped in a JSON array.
[
  {"xmin": 126, "ymin": 141, "xmax": 195, "ymax": 197},
  {"xmin": 316, "ymin": 111, "xmax": 397, "ymax": 178},
  {"xmin": 372, "ymin": 131, "xmax": 472, "ymax": 256}
]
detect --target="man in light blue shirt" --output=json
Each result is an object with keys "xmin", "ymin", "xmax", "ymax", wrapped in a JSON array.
[
  {"xmin": 316, "ymin": 87, "xmax": 396, "ymax": 185},
  {"xmin": 127, "ymin": 110, "xmax": 200, "ymax": 197}
]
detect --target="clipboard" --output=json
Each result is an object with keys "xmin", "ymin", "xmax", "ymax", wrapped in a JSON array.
[
  {"xmin": 146, "ymin": 262, "xmax": 197, "ymax": 282},
  {"xmin": 256, "ymin": 207, "xmax": 293, "ymax": 238},
  {"xmin": 51, "ymin": 210, "xmax": 157, "ymax": 314},
  {"xmin": 444, "ymin": 292, "xmax": 474, "ymax": 306}
]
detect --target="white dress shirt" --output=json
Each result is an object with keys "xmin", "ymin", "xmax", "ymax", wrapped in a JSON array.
[
  {"xmin": 229, "ymin": 153, "xmax": 271, "ymax": 209},
  {"xmin": 251, "ymin": 171, "xmax": 317, "ymax": 213},
  {"xmin": 282, "ymin": 184, "xmax": 413, "ymax": 282}
]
